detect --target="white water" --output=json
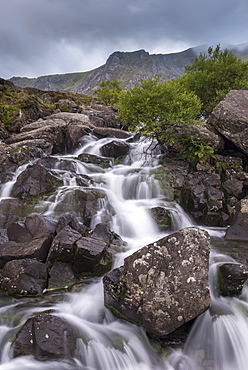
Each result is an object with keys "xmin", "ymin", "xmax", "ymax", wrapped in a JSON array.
[{"xmin": 0, "ymin": 135, "xmax": 247, "ymax": 369}]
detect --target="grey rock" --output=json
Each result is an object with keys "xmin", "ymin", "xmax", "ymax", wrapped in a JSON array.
[
  {"xmin": 208, "ymin": 89, "xmax": 248, "ymax": 156},
  {"xmin": 218, "ymin": 262, "xmax": 248, "ymax": 296},
  {"xmin": 11, "ymin": 163, "xmax": 62, "ymax": 199},
  {"xmin": 103, "ymin": 227, "xmax": 210, "ymax": 337},
  {"xmin": 13, "ymin": 313, "xmax": 77, "ymax": 361},
  {"xmin": 100, "ymin": 140, "xmax": 130, "ymax": 158},
  {"xmin": 0, "ymin": 258, "xmax": 48, "ymax": 295},
  {"xmin": 47, "ymin": 225, "xmax": 81, "ymax": 264},
  {"xmin": 225, "ymin": 198, "xmax": 248, "ymax": 241}
]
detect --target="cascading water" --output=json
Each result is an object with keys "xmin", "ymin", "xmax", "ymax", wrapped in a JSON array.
[{"xmin": 0, "ymin": 133, "xmax": 247, "ymax": 369}]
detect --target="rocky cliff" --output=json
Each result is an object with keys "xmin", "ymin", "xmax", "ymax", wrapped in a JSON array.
[{"xmin": 10, "ymin": 43, "xmax": 248, "ymax": 96}]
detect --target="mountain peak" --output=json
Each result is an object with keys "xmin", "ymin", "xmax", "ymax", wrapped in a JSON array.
[{"xmin": 106, "ymin": 49, "xmax": 150, "ymax": 65}]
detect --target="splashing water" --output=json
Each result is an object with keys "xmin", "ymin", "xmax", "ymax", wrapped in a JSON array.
[{"xmin": 0, "ymin": 134, "xmax": 247, "ymax": 369}]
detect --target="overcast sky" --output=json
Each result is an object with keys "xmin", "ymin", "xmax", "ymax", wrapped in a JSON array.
[{"xmin": 1, "ymin": 0, "xmax": 248, "ymax": 79}]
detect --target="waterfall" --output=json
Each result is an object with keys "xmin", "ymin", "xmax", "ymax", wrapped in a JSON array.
[{"xmin": 0, "ymin": 134, "xmax": 247, "ymax": 369}]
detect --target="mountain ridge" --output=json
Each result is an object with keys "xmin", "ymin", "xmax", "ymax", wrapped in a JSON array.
[{"xmin": 10, "ymin": 42, "xmax": 248, "ymax": 96}]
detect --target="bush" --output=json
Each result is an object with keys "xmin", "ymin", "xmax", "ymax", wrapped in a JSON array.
[
  {"xmin": 118, "ymin": 76, "xmax": 202, "ymax": 145},
  {"xmin": 182, "ymin": 45, "xmax": 248, "ymax": 115},
  {"xmin": 94, "ymin": 80, "xmax": 122, "ymax": 105}
]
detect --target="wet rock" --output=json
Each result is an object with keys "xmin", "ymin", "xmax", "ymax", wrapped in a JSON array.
[
  {"xmin": 225, "ymin": 198, "xmax": 248, "ymax": 241},
  {"xmin": 100, "ymin": 140, "xmax": 130, "ymax": 158},
  {"xmin": 208, "ymin": 89, "xmax": 248, "ymax": 156},
  {"xmin": 48, "ymin": 263, "xmax": 77, "ymax": 290},
  {"xmin": 93, "ymin": 126, "xmax": 131, "ymax": 139},
  {"xmin": 176, "ymin": 169, "xmax": 225, "ymax": 226},
  {"xmin": 66, "ymin": 122, "xmax": 92, "ymax": 152},
  {"xmin": 25, "ymin": 214, "xmax": 58, "ymax": 239},
  {"xmin": 53, "ymin": 188, "xmax": 106, "ymax": 227},
  {"xmin": 0, "ymin": 258, "xmax": 48, "ymax": 295},
  {"xmin": 7, "ymin": 221, "xmax": 32, "ymax": 243},
  {"xmin": 11, "ymin": 163, "xmax": 63, "ymax": 199},
  {"xmin": 103, "ymin": 227, "xmax": 210, "ymax": 337},
  {"xmin": 13, "ymin": 313, "xmax": 77, "ymax": 361},
  {"xmin": 46, "ymin": 225, "xmax": 82, "ymax": 264},
  {"xmin": 0, "ymin": 198, "xmax": 29, "ymax": 229},
  {"xmin": 7, "ymin": 215, "xmax": 57, "ymax": 242},
  {"xmin": 91, "ymin": 223, "xmax": 124, "ymax": 247},
  {"xmin": 73, "ymin": 235, "xmax": 122, "ymax": 276},
  {"xmin": 78, "ymin": 153, "xmax": 112, "ymax": 168},
  {"xmin": 150, "ymin": 207, "xmax": 172, "ymax": 231},
  {"xmin": 56, "ymin": 212, "xmax": 89, "ymax": 236},
  {"xmin": 0, "ymin": 228, "xmax": 8, "ymax": 244},
  {"xmin": 0, "ymin": 238, "xmax": 52, "ymax": 268},
  {"xmin": 218, "ymin": 262, "xmax": 248, "ymax": 296}
]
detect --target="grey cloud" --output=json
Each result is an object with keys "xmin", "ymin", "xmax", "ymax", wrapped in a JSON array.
[{"xmin": 1, "ymin": 0, "xmax": 248, "ymax": 78}]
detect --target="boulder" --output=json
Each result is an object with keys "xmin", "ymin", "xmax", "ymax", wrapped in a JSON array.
[
  {"xmin": 55, "ymin": 212, "xmax": 89, "ymax": 236},
  {"xmin": 7, "ymin": 215, "xmax": 57, "ymax": 242},
  {"xmin": 11, "ymin": 163, "xmax": 63, "ymax": 199},
  {"xmin": 46, "ymin": 225, "xmax": 82, "ymax": 264},
  {"xmin": 25, "ymin": 214, "xmax": 58, "ymax": 239},
  {"xmin": 7, "ymin": 221, "xmax": 32, "ymax": 243},
  {"xmin": 0, "ymin": 198, "xmax": 29, "ymax": 229},
  {"xmin": 225, "ymin": 198, "xmax": 248, "ymax": 241},
  {"xmin": 0, "ymin": 258, "xmax": 48, "ymax": 295},
  {"xmin": 103, "ymin": 227, "xmax": 210, "ymax": 337},
  {"xmin": 100, "ymin": 140, "xmax": 130, "ymax": 158},
  {"xmin": 93, "ymin": 126, "xmax": 131, "ymax": 139},
  {"xmin": 91, "ymin": 223, "xmax": 124, "ymax": 247},
  {"xmin": 5, "ymin": 122, "xmax": 67, "ymax": 154},
  {"xmin": 0, "ymin": 238, "xmax": 51, "ymax": 268},
  {"xmin": 13, "ymin": 314, "xmax": 77, "ymax": 361},
  {"xmin": 78, "ymin": 153, "xmax": 112, "ymax": 168},
  {"xmin": 218, "ymin": 262, "xmax": 248, "ymax": 296},
  {"xmin": 168, "ymin": 121, "xmax": 224, "ymax": 153},
  {"xmin": 52, "ymin": 188, "xmax": 106, "ymax": 227},
  {"xmin": 47, "ymin": 263, "xmax": 77, "ymax": 290},
  {"xmin": 73, "ymin": 237, "xmax": 114, "ymax": 276},
  {"xmin": 208, "ymin": 89, "xmax": 248, "ymax": 156},
  {"xmin": 150, "ymin": 207, "xmax": 172, "ymax": 231},
  {"xmin": 66, "ymin": 123, "xmax": 92, "ymax": 152}
]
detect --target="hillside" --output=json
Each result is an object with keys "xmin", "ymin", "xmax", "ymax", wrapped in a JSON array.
[
  {"xmin": 10, "ymin": 43, "xmax": 248, "ymax": 95},
  {"xmin": 0, "ymin": 78, "xmax": 95, "ymax": 138}
]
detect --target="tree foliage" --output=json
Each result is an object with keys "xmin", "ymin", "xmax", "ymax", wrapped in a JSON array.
[
  {"xmin": 118, "ymin": 76, "xmax": 202, "ymax": 144},
  {"xmin": 93, "ymin": 80, "xmax": 122, "ymax": 105},
  {"xmin": 182, "ymin": 45, "xmax": 248, "ymax": 114}
]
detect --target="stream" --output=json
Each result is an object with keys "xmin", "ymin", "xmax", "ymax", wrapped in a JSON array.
[{"xmin": 0, "ymin": 133, "xmax": 247, "ymax": 369}]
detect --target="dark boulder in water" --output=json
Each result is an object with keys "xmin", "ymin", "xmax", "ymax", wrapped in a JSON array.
[{"xmin": 13, "ymin": 313, "xmax": 77, "ymax": 361}]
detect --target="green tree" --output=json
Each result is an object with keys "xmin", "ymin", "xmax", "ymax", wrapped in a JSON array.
[
  {"xmin": 182, "ymin": 45, "xmax": 248, "ymax": 114},
  {"xmin": 118, "ymin": 76, "xmax": 202, "ymax": 145},
  {"xmin": 94, "ymin": 80, "xmax": 122, "ymax": 105}
]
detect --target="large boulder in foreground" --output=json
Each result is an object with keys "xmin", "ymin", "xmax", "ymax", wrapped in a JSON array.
[
  {"xmin": 103, "ymin": 227, "xmax": 210, "ymax": 337},
  {"xmin": 208, "ymin": 89, "xmax": 248, "ymax": 156}
]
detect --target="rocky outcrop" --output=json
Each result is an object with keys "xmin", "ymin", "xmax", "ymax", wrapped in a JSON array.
[
  {"xmin": 0, "ymin": 214, "xmax": 124, "ymax": 295},
  {"xmin": 13, "ymin": 314, "xmax": 77, "ymax": 361},
  {"xmin": 10, "ymin": 44, "xmax": 248, "ymax": 95},
  {"xmin": 103, "ymin": 227, "xmax": 210, "ymax": 338},
  {"xmin": 208, "ymin": 89, "xmax": 248, "ymax": 156}
]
